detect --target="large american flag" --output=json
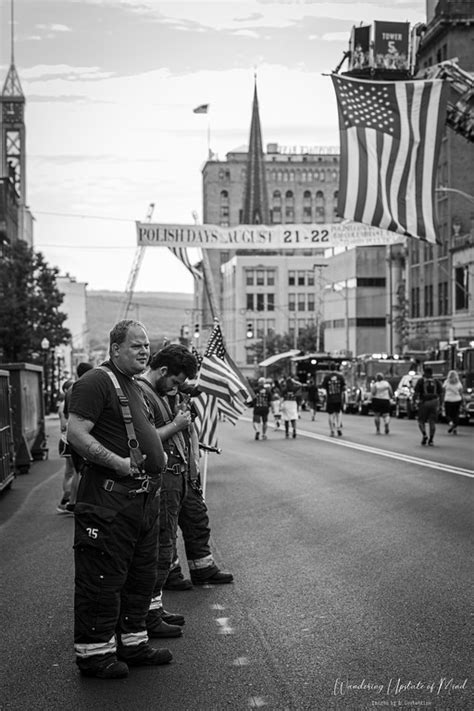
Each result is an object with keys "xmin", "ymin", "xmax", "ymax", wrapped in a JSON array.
[
  {"xmin": 331, "ymin": 74, "xmax": 448, "ymax": 244},
  {"xmin": 168, "ymin": 247, "xmax": 203, "ymax": 280},
  {"xmin": 196, "ymin": 323, "xmax": 253, "ymax": 404}
]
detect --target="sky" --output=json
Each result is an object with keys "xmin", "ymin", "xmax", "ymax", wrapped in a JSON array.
[{"xmin": 0, "ymin": 0, "xmax": 426, "ymax": 293}]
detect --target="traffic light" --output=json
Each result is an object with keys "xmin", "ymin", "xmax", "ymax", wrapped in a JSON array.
[
  {"xmin": 193, "ymin": 323, "xmax": 200, "ymax": 338},
  {"xmin": 246, "ymin": 322, "xmax": 254, "ymax": 339}
]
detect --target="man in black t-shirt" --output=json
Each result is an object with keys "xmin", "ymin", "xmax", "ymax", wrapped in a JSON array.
[
  {"xmin": 68, "ymin": 320, "xmax": 170, "ymax": 679},
  {"xmin": 414, "ymin": 365, "xmax": 443, "ymax": 446},
  {"xmin": 321, "ymin": 363, "xmax": 346, "ymax": 437}
]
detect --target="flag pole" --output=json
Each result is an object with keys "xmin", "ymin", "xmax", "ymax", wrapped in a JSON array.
[{"xmin": 201, "ymin": 451, "xmax": 209, "ymax": 499}]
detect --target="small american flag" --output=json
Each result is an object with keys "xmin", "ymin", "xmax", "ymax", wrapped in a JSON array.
[
  {"xmin": 331, "ymin": 74, "xmax": 448, "ymax": 243},
  {"xmin": 197, "ymin": 323, "xmax": 253, "ymax": 404},
  {"xmin": 193, "ymin": 391, "xmax": 219, "ymax": 448}
]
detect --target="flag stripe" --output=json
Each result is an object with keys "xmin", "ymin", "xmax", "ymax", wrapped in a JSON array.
[
  {"xmin": 168, "ymin": 247, "xmax": 203, "ymax": 280},
  {"xmin": 193, "ymin": 392, "xmax": 218, "ymax": 447}
]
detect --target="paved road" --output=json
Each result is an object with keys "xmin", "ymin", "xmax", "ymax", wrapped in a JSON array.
[{"xmin": 0, "ymin": 412, "xmax": 472, "ymax": 711}]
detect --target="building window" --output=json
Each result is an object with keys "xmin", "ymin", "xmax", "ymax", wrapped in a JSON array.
[
  {"xmin": 246, "ymin": 269, "xmax": 254, "ymax": 286},
  {"xmin": 438, "ymin": 281, "xmax": 448, "ymax": 316},
  {"xmin": 256, "ymin": 293, "xmax": 265, "ymax": 311},
  {"xmin": 357, "ymin": 277, "xmax": 386, "ymax": 287},
  {"xmin": 246, "ymin": 293, "xmax": 254, "ymax": 310},
  {"xmin": 288, "ymin": 293, "xmax": 296, "ymax": 311},
  {"xmin": 297, "ymin": 293, "xmax": 305, "ymax": 311},
  {"xmin": 307, "ymin": 270, "xmax": 314, "ymax": 287},
  {"xmin": 303, "ymin": 190, "xmax": 312, "ymax": 223},
  {"xmin": 257, "ymin": 319, "xmax": 265, "ymax": 338},
  {"xmin": 220, "ymin": 190, "xmax": 229, "ymax": 226},
  {"xmin": 297, "ymin": 270, "xmax": 305, "ymax": 286},
  {"xmin": 267, "ymin": 270, "xmax": 275, "ymax": 286},
  {"xmin": 271, "ymin": 190, "xmax": 282, "ymax": 224},
  {"xmin": 285, "ymin": 191, "xmax": 294, "ymax": 223},
  {"xmin": 411, "ymin": 287, "xmax": 420, "ymax": 318},
  {"xmin": 267, "ymin": 293, "xmax": 275, "ymax": 311},
  {"xmin": 267, "ymin": 319, "xmax": 275, "ymax": 333},
  {"xmin": 315, "ymin": 190, "xmax": 325, "ymax": 222},
  {"xmin": 455, "ymin": 266, "xmax": 469, "ymax": 310},
  {"xmin": 288, "ymin": 271, "xmax": 295, "ymax": 286},
  {"xmin": 355, "ymin": 318, "xmax": 386, "ymax": 327},
  {"xmin": 424, "ymin": 284, "xmax": 433, "ymax": 317},
  {"xmin": 256, "ymin": 269, "xmax": 264, "ymax": 286},
  {"xmin": 307, "ymin": 294, "xmax": 315, "ymax": 311}
]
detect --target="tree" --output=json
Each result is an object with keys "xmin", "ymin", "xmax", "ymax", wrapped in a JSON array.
[{"xmin": 0, "ymin": 240, "xmax": 71, "ymax": 362}]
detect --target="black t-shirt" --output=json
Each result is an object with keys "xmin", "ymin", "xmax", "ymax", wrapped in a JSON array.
[
  {"xmin": 321, "ymin": 373, "xmax": 345, "ymax": 403},
  {"xmin": 68, "ymin": 361, "xmax": 165, "ymax": 475}
]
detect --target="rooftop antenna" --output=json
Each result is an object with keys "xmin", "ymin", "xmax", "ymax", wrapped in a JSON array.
[{"xmin": 11, "ymin": 0, "xmax": 15, "ymax": 65}]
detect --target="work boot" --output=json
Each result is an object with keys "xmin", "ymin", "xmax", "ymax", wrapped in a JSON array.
[
  {"xmin": 146, "ymin": 612, "xmax": 183, "ymax": 638},
  {"xmin": 160, "ymin": 608, "xmax": 185, "ymax": 626},
  {"xmin": 163, "ymin": 571, "xmax": 193, "ymax": 591},
  {"xmin": 192, "ymin": 570, "xmax": 234, "ymax": 586},
  {"xmin": 77, "ymin": 653, "xmax": 129, "ymax": 679},
  {"xmin": 117, "ymin": 642, "xmax": 172, "ymax": 667}
]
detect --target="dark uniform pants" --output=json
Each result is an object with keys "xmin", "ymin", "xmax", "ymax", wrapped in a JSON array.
[
  {"xmin": 74, "ymin": 467, "xmax": 160, "ymax": 660},
  {"xmin": 174, "ymin": 483, "xmax": 218, "ymax": 582},
  {"xmin": 151, "ymin": 467, "xmax": 186, "ymax": 599}
]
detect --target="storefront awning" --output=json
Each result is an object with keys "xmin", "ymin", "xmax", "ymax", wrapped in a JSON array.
[{"xmin": 259, "ymin": 350, "xmax": 301, "ymax": 367}]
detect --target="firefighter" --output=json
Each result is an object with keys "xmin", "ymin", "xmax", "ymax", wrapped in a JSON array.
[{"xmin": 67, "ymin": 320, "xmax": 171, "ymax": 679}]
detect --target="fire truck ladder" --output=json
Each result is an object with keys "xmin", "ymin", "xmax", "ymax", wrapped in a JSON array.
[
  {"xmin": 118, "ymin": 202, "xmax": 155, "ymax": 320},
  {"xmin": 418, "ymin": 59, "xmax": 474, "ymax": 143}
]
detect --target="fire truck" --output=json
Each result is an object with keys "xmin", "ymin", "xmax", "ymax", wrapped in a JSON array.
[
  {"xmin": 292, "ymin": 353, "xmax": 348, "ymax": 411},
  {"xmin": 343, "ymin": 354, "xmax": 419, "ymax": 415},
  {"xmin": 424, "ymin": 343, "xmax": 474, "ymax": 422}
]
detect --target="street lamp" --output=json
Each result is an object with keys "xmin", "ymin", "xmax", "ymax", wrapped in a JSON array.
[{"xmin": 41, "ymin": 338, "xmax": 50, "ymax": 414}]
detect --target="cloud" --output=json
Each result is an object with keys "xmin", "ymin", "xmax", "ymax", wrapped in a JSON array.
[
  {"xmin": 36, "ymin": 23, "xmax": 72, "ymax": 32},
  {"xmin": 22, "ymin": 64, "xmax": 115, "ymax": 81}
]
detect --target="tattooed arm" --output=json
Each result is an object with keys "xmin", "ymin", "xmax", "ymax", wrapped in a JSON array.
[{"xmin": 68, "ymin": 413, "xmax": 131, "ymax": 478}]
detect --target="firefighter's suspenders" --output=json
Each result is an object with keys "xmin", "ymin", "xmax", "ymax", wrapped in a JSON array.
[{"xmin": 99, "ymin": 366, "xmax": 147, "ymax": 478}]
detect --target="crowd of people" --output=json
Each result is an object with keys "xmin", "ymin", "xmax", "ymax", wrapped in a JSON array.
[
  {"xmin": 249, "ymin": 364, "xmax": 465, "ymax": 447},
  {"xmin": 55, "ymin": 323, "xmax": 465, "ymax": 679}
]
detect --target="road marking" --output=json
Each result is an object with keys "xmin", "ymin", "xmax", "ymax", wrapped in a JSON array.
[
  {"xmin": 240, "ymin": 417, "xmax": 473, "ymax": 479},
  {"xmin": 297, "ymin": 429, "xmax": 474, "ymax": 479}
]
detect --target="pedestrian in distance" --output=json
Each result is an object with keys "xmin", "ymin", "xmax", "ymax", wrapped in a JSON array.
[
  {"xmin": 270, "ymin": 385, "xmax": 282, "ymax": 430},
  {"xmin": 370, "ymin": 372, "xmax": 393, "ymax": 435},
  {"xmin": 413, "ymin": 365, "xmax": 443, "ymax": 446},
  {"xmin": 251, "ymin": 376, "xmax": 272, "ymax": 440},
  {"xmin": 56, "ymin": 362, "xmax": 94, "ymax": 515},
  {"xmin": 56, "ymin": 379, "xmax": 76, "ymax": 514},
  {"xmin": 67, "ymin": 320, "xmax": 171, "ymax": 679},
  {"xmin": 321, "ymin": 363, "xmax": 346, "ymax": 437},
  {"xmin": 281, "ymin": 375, "xmax": 302, "ymax": 438},
  {"xmin": 306, "ymin": 377, "xmax": 319, "ymax": 421},
  {"xmin": 442, "ymin": 369, "xmax": 463, "ymax": 435}
]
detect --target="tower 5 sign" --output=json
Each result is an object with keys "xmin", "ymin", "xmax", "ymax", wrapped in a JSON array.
[{"xmin": 136, "ymin": 222, "xmax": 405, "ymax": 250}]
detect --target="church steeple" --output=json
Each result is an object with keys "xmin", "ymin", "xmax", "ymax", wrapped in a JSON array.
[
  {"xmin": 0, "ymin": 0, "xmax": 30, "ymax": 244},
  {"xmin": 241, "ymin": 75, "xmax": 269, "ymax": 225}
]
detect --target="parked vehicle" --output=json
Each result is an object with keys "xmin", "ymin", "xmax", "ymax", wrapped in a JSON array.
[{"xmin": 394, "ymin": 373, "xmax": 422, "ymax": 419}]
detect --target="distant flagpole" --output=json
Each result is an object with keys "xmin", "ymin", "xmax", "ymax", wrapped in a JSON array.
[{"xmin": 193, "ymin": 103, "xmax": 211, "ymax": 158}]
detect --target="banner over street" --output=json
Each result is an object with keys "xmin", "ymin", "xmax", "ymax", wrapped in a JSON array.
[{"xmin": 136, "ymin": 221, "xmax": 406, "ymax": 249}]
